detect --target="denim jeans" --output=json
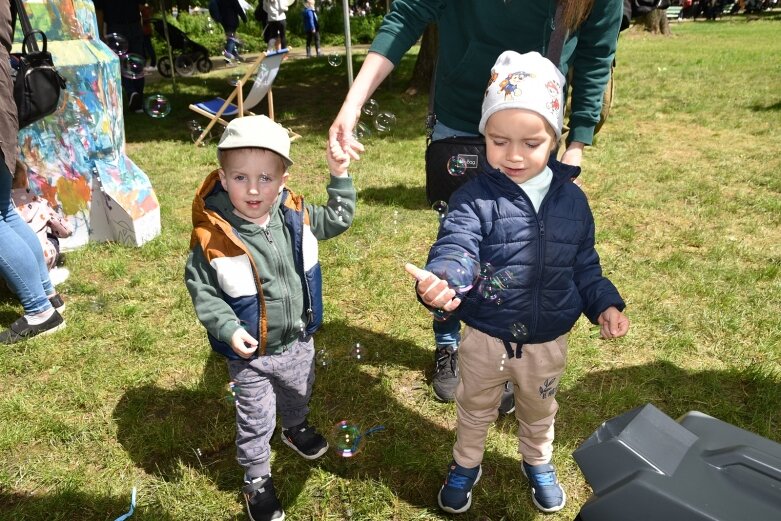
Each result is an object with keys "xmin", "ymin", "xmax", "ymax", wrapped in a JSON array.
[
  {"xmin": 430, "ymin": 121, "xmax": 477, "ymax": 346},
  {"xmin": 0, "ymin": 160, "xmax": 54, "ymax": 314}
]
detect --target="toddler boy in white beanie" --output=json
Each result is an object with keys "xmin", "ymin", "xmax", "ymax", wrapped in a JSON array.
[{"xmin": 406, "ymin": 50, "xmax": 629, "ymax": 515}]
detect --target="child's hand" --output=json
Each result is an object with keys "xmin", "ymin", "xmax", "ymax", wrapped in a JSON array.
[
  {"xmin": 327, "ymin": 138, "xmax": 350, "ymax": 177},
  {"xmin": 230, "ymin": 327, "xmax": 259, "ymax": 358},
  {"xmin": 597, "ymin": 306, "xmax": 630, "ymax": 339},
  {"xmin": 405, "ymin": 263, "xmax": 462, "ymax": 312}
]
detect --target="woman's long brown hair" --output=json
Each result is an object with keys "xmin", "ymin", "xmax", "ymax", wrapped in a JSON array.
[{"xmin": 559, "ymin": 0, "xmax": 596, "ymax": 32}]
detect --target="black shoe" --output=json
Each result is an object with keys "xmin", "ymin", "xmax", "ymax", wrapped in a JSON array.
[
  {"xmin": 243, "ymin": 475, "xmax": 285, "ymax": 521},
  {"xmin": 281, "ymin": 419, "xmax": 328, "ymax": 460},
  {"xmin": 0, "ymin": 310, "xmax": 65, "ymax": 344},
  {"xmin": 48, "ymin": 293, "xmax": 65, "ymax": 314},
  {"xmin": 128, "ymin": 92, "xmax": 143, "ymax": 113},
  {"xmin": 498, "ymin": 381, "xmax": 515, "ymax": 415},
  {"xmin": 433, "ymin": 344, "xmax": 459, "ymax": 402}
]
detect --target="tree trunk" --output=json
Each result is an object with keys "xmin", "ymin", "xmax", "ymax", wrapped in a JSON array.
[
  {"xmin": 405, "ymin": 24, "xmax": 438, "ymax": 96},
  {"xmin": 640, "ymin": 9, "xmax": 672, "ymax": 34}
]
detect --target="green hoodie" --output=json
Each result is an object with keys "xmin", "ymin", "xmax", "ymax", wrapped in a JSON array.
[{"xmin": 370, "ymin": 0, "xmax": 622, "ymax": 145}]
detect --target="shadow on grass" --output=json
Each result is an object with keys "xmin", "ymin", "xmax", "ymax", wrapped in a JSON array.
[
  {"xmin": 749, "ymin": 100, "xmax": 781, "ymax": 112},
  {"xmin": 0, "ymin": 489, "xmax": 172, "ymax": 521},
  {"xmin": 109, "ymin": 329, "xmax": 780, "ymax": 518},
  {"xmin": 358, "ymin": 183, "xmax": 431, "ymax": 210}
]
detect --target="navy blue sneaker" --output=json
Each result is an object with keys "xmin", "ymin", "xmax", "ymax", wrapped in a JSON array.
[
  {"xmin": 522, "ymin": 461, "xmax": 566, "ymax": 513},
  {"xmin": 437, "ymin": 461, "xmax": 482, "ymax": 514}
]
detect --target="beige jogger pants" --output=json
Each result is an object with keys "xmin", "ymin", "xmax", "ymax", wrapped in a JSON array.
[{"xmin": 453, "ymin": 326, "xmax": 568, "ymax": 468}]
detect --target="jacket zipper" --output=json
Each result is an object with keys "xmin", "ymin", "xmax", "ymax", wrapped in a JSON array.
[{"xmin": 262, "ymin": 224, "xmax": 293, "ymax": 350}]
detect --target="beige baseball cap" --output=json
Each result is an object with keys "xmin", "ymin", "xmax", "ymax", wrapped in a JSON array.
[{"xmin": 217, "ymin": 115, "xmax": 293, "ymax": 167}]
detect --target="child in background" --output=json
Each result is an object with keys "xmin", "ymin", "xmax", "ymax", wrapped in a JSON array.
[
  {"xmin": 140, "ymin": 2, "xmax": 156, "ymax": 71},
  {"xmin": 12, "ymin": 161, "xmax": 72, "ymax": 287},
  {"xmin": 406, "ymin": 51, "xmax": 629, "ymax": 515},
  {"xmin": 302, "ymin": 0, "xmax": 321, "ymax": 58},
  {"xmin": 185, "ymin": 115, "xmax": 354, "ymax": 521}
]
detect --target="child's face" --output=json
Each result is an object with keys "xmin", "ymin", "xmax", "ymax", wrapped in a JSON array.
[
  {"xmin": 485, "ymin": 108, "xmax": 556, "ymax": 184},
  {"xmin": 219, "ymin": 148, "xmax": 288, "ymax": 225}
]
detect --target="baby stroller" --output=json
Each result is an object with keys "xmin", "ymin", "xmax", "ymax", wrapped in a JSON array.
[{"xmin": 153, "ymin": 19, "xmax": 213, "ymax": 77}]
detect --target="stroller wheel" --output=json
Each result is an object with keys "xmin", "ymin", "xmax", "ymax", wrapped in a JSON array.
[
  {"xmin": 157, "ymin": 57, "xmax": 172, "ymax": 78},
  {"xmin": 196, "ymin": 56, "xmax": 213, "ymax": 74}
]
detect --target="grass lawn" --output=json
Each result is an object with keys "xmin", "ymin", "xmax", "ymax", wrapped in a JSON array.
[{"xmin": 1, "ymin": 16, "xmax": 780, "ymax": 521}]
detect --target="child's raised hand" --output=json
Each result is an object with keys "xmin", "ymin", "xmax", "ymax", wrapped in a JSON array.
[
  {"xmin": 326, "ymin": 137, "xmax": 351, "ymax": 177},
  {"xmin": 597, "ymin": 306, "xmax": 630, "ymax": 339},
  {"xmin": 405, "ymin": 263, "xmax": 462, "ymax": 312},
  {"xmin": 230, "ymin": 327, "xmax": 259, "ymax": 358}
]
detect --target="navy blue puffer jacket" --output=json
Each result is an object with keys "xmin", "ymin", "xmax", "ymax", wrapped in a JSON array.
[{"xmin": 426, "ymin": 160, "xmax": 625, "ymax": 344}]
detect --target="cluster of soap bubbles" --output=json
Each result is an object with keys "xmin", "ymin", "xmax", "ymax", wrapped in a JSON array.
[
  {"xmin": 421, "ymin": 254, "xmax": 530, "ymax": 341},
  {"xmin": 352, "ymin": 98, "xmax": 397, "ymax": 139},
  {"xmin": 315, "ymin": 342, "xmax": 367, "ymax": 369}
]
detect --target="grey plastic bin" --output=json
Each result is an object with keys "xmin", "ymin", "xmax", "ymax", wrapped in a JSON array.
[{"xmin": 573, "ymin": 403, "xmax": 781, "ymax": 521}]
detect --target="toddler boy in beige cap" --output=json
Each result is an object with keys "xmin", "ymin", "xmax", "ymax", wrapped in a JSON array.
[{"xmin": 185, "ymin": 115, "xmax": 354, "ymax": 521}]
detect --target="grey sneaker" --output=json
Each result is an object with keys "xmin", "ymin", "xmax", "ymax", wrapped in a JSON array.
[{"xmin": 433, "ymin": 344, "xmax": 458, "ymax": 402}]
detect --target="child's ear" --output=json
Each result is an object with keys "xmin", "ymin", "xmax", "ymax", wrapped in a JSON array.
[{"xmin": 218, "ymin": 168, "xmax": 228, "ymax": 189}]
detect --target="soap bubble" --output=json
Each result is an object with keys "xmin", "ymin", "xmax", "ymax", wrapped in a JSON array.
[
  {"xmin": 105, "ymin": 33, "xmax": 129, "ymax": 56},
  {"xmin": 432, "ymin": 200, "xmax": 448, "ymax": 220},
  {"xmin": 427, "ymin": 251, "xmax": 480, "ymax": 295},
  {"xmin": 510, "ymin": 322, "xmax": 529, "ymax": 342},
  {"xmin": 331, "ymin": 421, "xmax": 364, "ymax": 457},
  {"xmin": 174, "ymin": 55, "xmax": 195, "ymax": 76},
  {"xmin": 328, "ymin": 53, "xmax": 343, "ymax": 67},
  {"xmin": 316, "ymin": 348, "xmax": 333, "ymax": 368},
  {"xmin": 373, "ymin": 111, "xmax": 396, "ymax": 133},
  {"xmin": 186, "ymin": 119, "xmax": 202, "ymax": 131},
  {"xmin": 224, "ymin": 381, "xmax": 240, "ymax": 403},
  {"xmin": 447, "ymin": 155, "xmax": 467, "ymax": 176},
  {"xmin": 228, "ymin": 73, "xmax": 243, "ymax": 87},
  {"xmin": 353, "ymin": 121, "xmax": 372, "ymax": 140},
  {"xmin": 120, "ymin": 53, "xmax": 146, "ymax": 80},
  {"xmin": 350, "ymin": 343, "xmax": 366, "ymax": 361},
  {"xmin": 144, "ymin": 94, "xmax": 171, "ymax": 118},
  {"xmin": 362, "ymin": 98, "xmax": 379, "ymax": 117},
  {"xmin": 190, "ymin": 124, "xmax": 214, "ymax": 146}
]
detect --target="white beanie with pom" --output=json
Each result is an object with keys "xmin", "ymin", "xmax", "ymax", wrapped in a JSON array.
[{"xmin": 479, "ymin": 50, "xmax": 566, "ymax": 138}]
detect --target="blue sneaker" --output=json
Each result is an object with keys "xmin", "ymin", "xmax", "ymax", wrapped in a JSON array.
[
  {"xmin": 437, "ymin": 461, "xmax": 482, "ymax": 514},
  {"xmin": 522, "ymin": 461, "xmax": 566, "ymax": 513}
]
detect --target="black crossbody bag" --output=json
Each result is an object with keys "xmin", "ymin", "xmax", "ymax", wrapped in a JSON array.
[
  {"xmin": 10, "ymin": 0, "xmax": 67, "ymax": 129},
  {"xmin": 424, "ymin": 4, "xmax": 567, "ymax": 206}
]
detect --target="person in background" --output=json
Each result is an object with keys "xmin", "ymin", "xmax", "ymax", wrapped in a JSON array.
[
  {"xmin": 217, "ymin": 0, "xmax": 247, "ymax": 63},
  {"xmin": 140, "ymin": 2, "xmax": 156, "ymax": 71},
  {"xmin": 0, "ymin": 2, "xmax": 65, "ymax": 344},
  {"xmin": 94, "ymin": 0, "xmax": 146, "ymax": 113},
  {"xmin": 302, "ymin": 0, "xmax": 321, "ymax": 58},
  {"xmin": 328, "ymin": 0, "xmax": 623, "ymax": 409},
  {"xmin": 263, "ymin": 0, "xmax": 290, "ymax": 51},
  {"xmin": 406, "ymin": 51, "xmax": 629, "ymax": 515}
]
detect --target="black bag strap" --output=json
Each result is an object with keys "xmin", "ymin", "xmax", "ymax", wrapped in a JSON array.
[
  {"xmin": 426, "ymin": 2, "xmax": 567, "ymax": 138},
  {"xmin": 13, "ymin": 0, "xmax": 40, "ymax": 53}
]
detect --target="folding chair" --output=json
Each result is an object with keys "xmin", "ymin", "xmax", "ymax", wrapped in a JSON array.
[{"xmin": 188, "ymin": 48, "xmax": 299, "ymax": 146}]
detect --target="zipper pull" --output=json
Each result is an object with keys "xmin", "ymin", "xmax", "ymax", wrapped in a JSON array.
[
  {"xmin": 262, "ymin": 226, "xmax": 273, "ymax": 243},
  {"xmin": 539, "ymin": 221, "xmax": 545, "ymax": 238}
]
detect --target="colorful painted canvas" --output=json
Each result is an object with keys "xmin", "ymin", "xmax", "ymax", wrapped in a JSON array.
[{"xmin": 14, "ymin": 0, "xmax": 160, "ymax": 249}]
